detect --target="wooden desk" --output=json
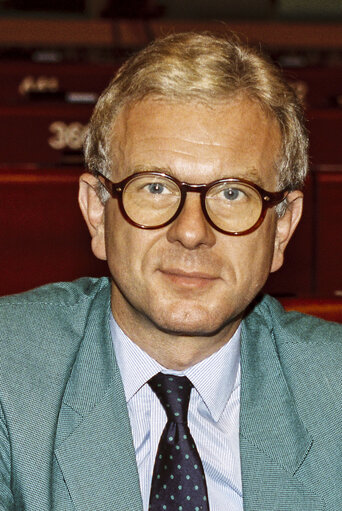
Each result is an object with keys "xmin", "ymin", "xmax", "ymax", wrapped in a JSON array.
[{"xmin": 281, "ymin": 297, "xmax": 342, "ymax": 323}]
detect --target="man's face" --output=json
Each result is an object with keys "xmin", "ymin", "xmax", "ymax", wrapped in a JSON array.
[{"xmin": 84, "ymin": 96, "xmax": 291, "ymax": 338}]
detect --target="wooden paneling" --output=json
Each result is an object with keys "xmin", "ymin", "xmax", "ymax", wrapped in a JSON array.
[
  {"xmin": 1, "ymin": 18, "xmax": 342, "ymax": 50},
  {"xmin": 283, "ymin": 67, "xmax": 342, "ymax": 109},
  {"xmin": 0, "ymin": 61, "xmax": 118, "ymax": 104},
  {"xmin": 315, "ymin": 168, "xmax": 342, "ymax": 296},
  {"xmin": 266, "ymin": 167, "xmax": 342, "ymax": 297},
  {"xmin": 0, "ymin": 168, "xmax": 108, "ymax": 296},
  {"xmin": 308, "ymin": 110, "xmax": 342, "ymax": 165},
  {"xmin": 0, "ymin": 19, "xmax": 115, "ymax": 47},
  {"xmin": 264, "ymin": 177, "xmax": 314, "ymax": 297},
  {"xmin": 0, "ymin": 104, "xmax": 92, "ymax": 165},
  {"xmin": 150, "ymin": 21, "xmax": 342, "ymax": 50}
]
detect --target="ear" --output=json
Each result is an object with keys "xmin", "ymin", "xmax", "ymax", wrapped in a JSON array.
[
  {"xmin": 78, "ymin": 172, "xmax": 107, "ymax": 261},
  {"xmin": 270, "ymin": 190, "xmax": 303, "ymax": 273}
]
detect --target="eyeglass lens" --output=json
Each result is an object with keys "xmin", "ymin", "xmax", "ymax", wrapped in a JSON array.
[{"xmin": 122, "ymin": 174, "xmax": 264, "ymax": 233}]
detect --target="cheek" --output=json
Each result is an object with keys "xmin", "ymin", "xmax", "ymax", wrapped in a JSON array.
[
  {"xmin": 104, "ymin": 204, "xmax": 161, "ymax": 282},
  {"xmin": 104, "ymin": 206, "xmax": 132, "ymax": 276},
  {"xmin": 247, "ymin": 216, "xmax": 277, "ymax": 277},
  {"xmin": 221, "ymin": 216, "xmax": 277, "ymax": 285}
]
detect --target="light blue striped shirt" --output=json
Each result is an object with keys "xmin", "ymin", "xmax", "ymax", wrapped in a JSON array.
[{"xmin": 110, "ymin": 315, "xmax": 243, "ymax": 511}]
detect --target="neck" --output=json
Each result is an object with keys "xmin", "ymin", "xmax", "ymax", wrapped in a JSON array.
[{"xmin": 111, "ymin": 287, "xmax": 242, "ymax": 370}]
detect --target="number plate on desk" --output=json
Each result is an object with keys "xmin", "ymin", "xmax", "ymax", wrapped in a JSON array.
[
  {"xmin": 48, "ymin": 121, "xmax": 87, "ymax": 151},
  {"xmin": 0, "ymin": 104, "xmax": 92, "ymax": 165}
]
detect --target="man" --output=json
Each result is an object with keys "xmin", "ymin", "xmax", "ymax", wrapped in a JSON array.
[{"xmin": 0, "ymin": 32, "xmax": 341, "ymax": 511}]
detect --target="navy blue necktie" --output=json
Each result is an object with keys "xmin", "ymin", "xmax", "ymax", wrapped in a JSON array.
[{"xmin": 148, "ymin": 372, "xmax": 209, "ymax": 511}]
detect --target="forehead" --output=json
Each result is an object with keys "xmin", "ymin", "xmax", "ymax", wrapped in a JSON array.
[{"xmin": 110, "ymin": 96, "xmax": 282, "ymax": 186}]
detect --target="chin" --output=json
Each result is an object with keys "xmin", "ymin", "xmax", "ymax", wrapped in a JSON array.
[{"xmin": 149, "ymin": 306, "xmax": 236, "ymax": 337}]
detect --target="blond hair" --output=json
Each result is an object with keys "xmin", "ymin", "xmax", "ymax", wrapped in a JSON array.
[{"xmin": 84, "ymin": 32, "xmax": 308, "ymax": 206}]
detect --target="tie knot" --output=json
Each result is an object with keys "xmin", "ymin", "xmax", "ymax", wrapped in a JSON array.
[{"xmin": 148, "ymin": 372, "xmax": 193, "ymax": 424}]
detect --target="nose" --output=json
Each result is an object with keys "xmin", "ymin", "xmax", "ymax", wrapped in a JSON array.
[{"xmin": 166, "ymin": 193, "xmax": 216, "ymax": 249}]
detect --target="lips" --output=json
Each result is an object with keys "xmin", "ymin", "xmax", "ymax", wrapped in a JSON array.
[{"xmin": 159, "ymin": 268, "xmax": 218, "ymax": 288}]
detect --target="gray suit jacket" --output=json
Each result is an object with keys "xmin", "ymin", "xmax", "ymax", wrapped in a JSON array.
[{"xmin": 0, "ymin": 277, "xmax": 342, "ymax": 510}]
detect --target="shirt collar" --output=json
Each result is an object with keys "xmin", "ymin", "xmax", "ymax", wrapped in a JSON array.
[{"xmin": 110, "ymin": 315, "xmax": 241, "ymax": 423}]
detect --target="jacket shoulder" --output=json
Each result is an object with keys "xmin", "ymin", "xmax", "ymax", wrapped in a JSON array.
[
  {"xmin": 252, "ymin": 294, "xmax": 342, "ymax": 346},
  {"xmin": 0, "ymin": 277, "xmax": 111, "ymax": 383},
  {"xmin": 0, "ymin": 276, "xmax": 109, "ymax": 309}
]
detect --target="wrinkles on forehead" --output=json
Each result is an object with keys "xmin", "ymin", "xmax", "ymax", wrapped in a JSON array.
[{"xmin": 108, "ymin": 96, "xmax": 282, "ymax": 188}]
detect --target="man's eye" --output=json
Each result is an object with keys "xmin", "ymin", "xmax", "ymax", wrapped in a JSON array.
[
  {"xmin": 222, "ymin": 187, "xmax": 244, "ymax": 201},
  {"xmin": 145, "ymin": 182, "xmax": 169, "ymax": 194}
]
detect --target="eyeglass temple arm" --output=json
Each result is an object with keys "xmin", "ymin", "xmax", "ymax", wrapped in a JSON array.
[
  {"xmin": 263, "ymin": 190, "xmax": 288, "ymax": 207},
  {"xmin": 96, "ymin": 173, "xmax": 121, "ymax": 197}
]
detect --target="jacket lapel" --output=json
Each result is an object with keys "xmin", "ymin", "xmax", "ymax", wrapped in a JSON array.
[
  {"xmin": 53, "ymin": 284, "xmax": 143, "ymax": 511},
  {"xmin": 239, "ymin": 299, "xmax": 323, "ymax": 510}
]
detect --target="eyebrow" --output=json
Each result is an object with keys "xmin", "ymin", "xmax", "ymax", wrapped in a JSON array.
[
  {"xmin": 128, "ymin": 164, "xmax": 173, "ymax": 174},
  {"xmin": 237, "ymin": 168, "xmax": 265, "ymax": 186},
  {"xmin": 126, "ymin": 164, "xmax": 266, "ymax": 186}
]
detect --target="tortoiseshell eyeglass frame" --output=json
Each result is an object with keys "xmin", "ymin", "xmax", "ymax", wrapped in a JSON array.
[{"xmin": 96, "ymin": 170, "xmax": 288, "ymax": 236}]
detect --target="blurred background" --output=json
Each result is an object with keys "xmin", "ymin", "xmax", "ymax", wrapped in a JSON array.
[
  {"xmin": 2, "ymin": 0, "xmax": 342, "ymax": 20},
  {"xmin": 0, "ymin": 0, "xmax": 341, "ymax": 303}
]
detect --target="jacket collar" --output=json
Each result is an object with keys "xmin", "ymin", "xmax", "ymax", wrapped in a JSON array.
[
  {"xmin": 54, "ymin": 281, "xmax": 143, "ymax": 511},
  {"xmin": 240, "ymin": 296, "xmax": 313, "ymax": 475}
]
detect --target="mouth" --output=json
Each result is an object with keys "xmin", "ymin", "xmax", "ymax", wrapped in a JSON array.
[{"xmin": 159, "ymin": 268, "xmax": 219, "ymax": 289}]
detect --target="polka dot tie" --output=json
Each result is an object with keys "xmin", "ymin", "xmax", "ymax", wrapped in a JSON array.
[{"xmin": 148, "ymin": 372, "xmax": 209, "ymax": 511}]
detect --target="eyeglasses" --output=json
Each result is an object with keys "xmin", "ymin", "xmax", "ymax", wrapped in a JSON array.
[{"xmin": 96, "ymin": 171, "xmax": 287, "ymax": 236}]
